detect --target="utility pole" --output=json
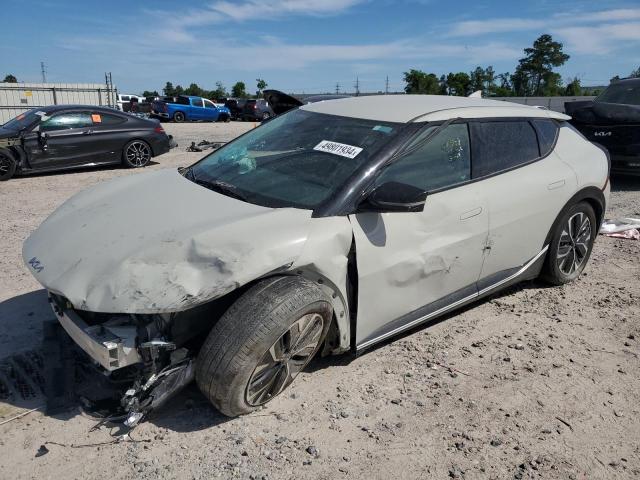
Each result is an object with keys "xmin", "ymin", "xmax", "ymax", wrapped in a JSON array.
[
  {"xmin": 385, "ymin": 76, "xmax": 389, "ymax": 95},
  {"xmin": 354, "ymin": 76, "xmax": 360, "ymax": 97},
  {"xmin": 335, "ymin": 82, "xmax": 340, "ymax": 95},
  {"xmin": 40, "ymin": 62, "xmax": 47, "ymax": 83}
]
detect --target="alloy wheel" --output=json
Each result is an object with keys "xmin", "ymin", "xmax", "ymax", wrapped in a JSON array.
[
  {"xmin": 0, "ymin": 156, "xmax": 10, "ymax": 175},
  {"xmin": 126, "ymin": 142, "xmax": 151, "ymax": 167},
  {"xmin": 246, "ymin": 313, "xmax": 324, "ymax": 406},
  {"xmin": 556, "ymin": 211, "xmax": 592, "ymax": 276}
]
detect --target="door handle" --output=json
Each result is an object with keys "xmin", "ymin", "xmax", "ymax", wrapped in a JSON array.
[
  {"xmin": 460, "ymin": 207, "xmax": 482, "ymax": 220},
  {"xmin": 82, "ymin": 129, "xmax": 94, "ymax": 135}
]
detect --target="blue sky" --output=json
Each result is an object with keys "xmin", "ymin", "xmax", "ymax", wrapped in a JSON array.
[{"xmin": 2, "ymin": 0, "xmax": 640, "ymax": 94}]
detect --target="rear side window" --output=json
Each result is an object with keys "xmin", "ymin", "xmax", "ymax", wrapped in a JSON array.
[
  {"xmin": 92, "ymin": 112, "xmax": 126, "ymax": 125},
  {"xmin": 470, "ymin": 121, "xmax": 539, "ymax": 178},
  {"xmin": 531, "ymin": 119, "xmax": 558, "ymax": 157},
  {"xmin": 374, "ymin": 123, "xmax": 471, "ymax": 192},
  {"xmin": 40, "ymin": 112, "xmax": 93, "ymax": 131}
]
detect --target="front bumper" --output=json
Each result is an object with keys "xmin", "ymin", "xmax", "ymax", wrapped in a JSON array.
[{"xmin": 49, "ymin": 294, "xmax": 141, "ymax": 371}]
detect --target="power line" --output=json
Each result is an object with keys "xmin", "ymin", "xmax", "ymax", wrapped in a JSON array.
[
  {"xmin": 354, "ymin": 76, "xmax": 360, "ymax": 96},
  {"xmin": 40, "ymin": 62, "xmax": 47, "ymax": 83},
  {"xmin": 385, "ymin": 76, "xmax": 389, "ymax": 94},
  {"xmin": 335, "ymin": 82, "xmax": 340, "ymax": 95}
]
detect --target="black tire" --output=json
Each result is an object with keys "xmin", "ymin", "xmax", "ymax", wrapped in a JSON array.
[
  {"xmin": 540, "ymin": 201, "xmax": 597, "ymax": 285},
  {"xmin": 173, "ymin": 111, "xmax": 185, "ymax": 122},
  {"xmin": 0, "ymin": 150, "xmax": 17, "ymax": 181},
  {"xmin": 196, "ymin": 276, "xmax": 333, "ymax": 417},
  {"xmin": 122, "ymin": 140, "xmax": 152, "ymax": 168}
]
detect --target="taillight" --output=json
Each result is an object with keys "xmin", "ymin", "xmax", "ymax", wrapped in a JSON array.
[
  {"xmin": 252, "ymin": 104, "xmax": 257, "ymax": 110},
  {"xmin": 154, "ymin": 126, "xmax": 165, "ymax": 134}
]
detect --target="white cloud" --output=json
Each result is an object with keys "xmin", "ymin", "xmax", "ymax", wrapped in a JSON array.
[
  {"xmin": 211, "ymin": 0, "xmax": 365, "ymax": 21},
  {"xmin": 449, "ymin": 18, "xmax": 546, "ymax": 37},
  {"xmin": 556, "ymin": 22, "xmax": 640, "ymax": 55}
]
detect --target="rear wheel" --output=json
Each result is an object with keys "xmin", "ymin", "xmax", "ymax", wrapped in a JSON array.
[
  {"xmin": 122, "ymin": 140, "xmax": 152, "ymax": 168},
  {"xmin": 173, "ymin": 111, "xmax": 185, "ymax": 122},
  {"xmin": 195, "ymin": 276, "xmax": 332, "ymax": 417},
  {"xmin": 0, "ymin": 151, "xmax": 17, "ymax": 181},
  {"xmin": 541, "ymin": 202, "xmax": 596, "ymax": 285}
]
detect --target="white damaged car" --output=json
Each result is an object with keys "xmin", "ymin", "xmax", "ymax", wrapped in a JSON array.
[{"xmin": 23, "ymin": 95, "xmax": 610, "ymax": 422}]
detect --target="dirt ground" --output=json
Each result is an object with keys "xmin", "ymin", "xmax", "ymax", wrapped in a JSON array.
[{"xmin": 0, "ymin": 122, "xmax": 639, "ymax": 480}]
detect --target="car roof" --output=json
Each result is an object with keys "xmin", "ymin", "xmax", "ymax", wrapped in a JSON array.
[
  {"xmin": 300, "ymin": 95, "xmax": 570, "ymax": 123},
  {"xmin": 610, "ymin": 77, "xmax": 640, "ymax": 86},
  {"xmin": 38, "ymin": 104, "xmax": 123, "ymax": 114}
]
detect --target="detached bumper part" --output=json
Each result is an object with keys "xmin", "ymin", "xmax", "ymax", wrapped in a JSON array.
[{"xmin": 48, "ymin": 295, "xmax": 141, "ymax": 371}]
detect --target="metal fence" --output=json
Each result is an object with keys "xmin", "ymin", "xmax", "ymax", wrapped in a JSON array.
[
  {"xmin": 490, "ymin": 96, "xmax": 596, "ymax": 113},
  {"xmin": 0, "ymin": 83, "xmax": 118, "ymax": 124}
]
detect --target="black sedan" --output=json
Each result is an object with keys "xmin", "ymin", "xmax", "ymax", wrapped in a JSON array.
[{"xmin": 0, "ymin": 105, "xmax": 173, "ymax": 180}]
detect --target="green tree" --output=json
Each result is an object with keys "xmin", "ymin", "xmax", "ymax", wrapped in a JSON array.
[
  {"xmin": 163, "ymin": 82, "xmax": 176, "ymax": 96},
  {"xmin": 3, "ymin": 74, "xmax": 17, "ymax": 83},
  {"xmin": 184, "ymin": 83, "xmax": 204, "ymax": 96},
  {"xmin": 514, "ymin": 34, "xmax": 570, "ymax": 96},
  {"xmin": 445, "ymin": 72, "xmax": 471, "ymax": 96},
  {"xmin": 232, "ymin": 81, "xmax": 248, "ymax": 98},
  {"xmin": 174, "ymin": 85, "xmax": 185, "ymax": 95},
  {"xmin": 629, "ymin": 67, "xmax": 640, "ymax": 78},
  {"xmin": 403, "ymin": 69, "xmax": 440, "ymax": 94},
  {"xmin": 210, "ymin": 81, "xmax": 227, "ymax": 100},
  {"xmin": 564, "ymin": 76, "xmax": 582, "ymax": 96},
  {"xmin": 142, "ymin": 90, "xmax": 159, "ymax": 98},
  {"xmin": 256, "ymin": 78, "xmax": 268, "ymax": 96}
]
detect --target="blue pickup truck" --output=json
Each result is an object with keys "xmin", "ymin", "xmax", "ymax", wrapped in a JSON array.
[{"xmin": 151, "ymin": 95, "xmax": 231, "ymax": 123}]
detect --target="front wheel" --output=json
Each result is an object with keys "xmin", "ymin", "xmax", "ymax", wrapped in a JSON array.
[
  {"xmin": 0, "ymin": 151, "xmax": 17, "ymax": 181},
  {"xmin": 173, "ymin": 111, "xmax": 185, "ymax": 122},
  {"xmin": 196, "ymin": 276, "xmax": 332, "ymax": 417},
  {"xmin": 540, "ymin": 202, "xmax": 597, "ymax": 285},
  {"xmin": 122, "ymin": 140, "xmax": 152, "ymax": 168}
]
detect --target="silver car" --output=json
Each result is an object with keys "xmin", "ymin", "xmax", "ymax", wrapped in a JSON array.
[{"xmin": 23, "ymin": 95, "xmax": 610, "ymax": 422}]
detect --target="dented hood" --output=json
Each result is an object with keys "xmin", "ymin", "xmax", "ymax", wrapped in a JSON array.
[{"xmin": 23, "ymin": 168, "xmax": 314, "ymax": 313}]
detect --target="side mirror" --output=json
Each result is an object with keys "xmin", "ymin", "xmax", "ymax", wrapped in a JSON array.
[{"xmin": 358, "ymin": 181, "xmax": 427, "ymax": 213}]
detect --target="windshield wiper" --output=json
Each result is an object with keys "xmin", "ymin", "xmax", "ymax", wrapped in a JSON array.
[{"xmin": 191, "ymin": 175, "xmax": 248, "ymax": 202}]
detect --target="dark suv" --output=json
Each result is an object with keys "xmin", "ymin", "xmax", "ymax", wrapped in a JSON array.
[
  {"xmin": 242, "ymin": 99, "xmax": 274, "ymax": 121},
  {"xmin": 223, "ymin": 98, "xmax": 247, "ymax": 121},
  {"xmin": 566, "ymin": 77, "xmax": 640, "ymax": 175}
]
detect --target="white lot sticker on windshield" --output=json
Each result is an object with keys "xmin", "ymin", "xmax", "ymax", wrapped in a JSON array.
[{"xmin": 313, "ymin": 140, "xmax": 363, "ymax": 159}]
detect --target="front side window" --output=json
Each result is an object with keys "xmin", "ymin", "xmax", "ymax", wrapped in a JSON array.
[
  {"xmin": 470, "ymin": 121, "xmax": 539, "ymax": 178},
  {"xmin": 373, "ymin": 123, "xmax": 471, "ymax": 193},
  {"xmin": 189, "ymin": 109, "xmax": 402, "ymax": 209},
  {"xmin": 40, "ymin": 112, "xmax": 93, "ymax": 132},
  {"xmin": 204, "ymin": 99, "xmax": 216, "ymax": 109},
  {"xmin": 191, "ymin": 98, "xmax": 204, "ymax": 107}
]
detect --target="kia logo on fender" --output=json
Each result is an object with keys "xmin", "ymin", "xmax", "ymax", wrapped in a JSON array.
[
  {"xmin": 594, "ymin": 131, "xmax": 612, "ymax": 137},
  {"xmin": 28, "ymin": 257, "xmax": 44, "ymax": 273}
]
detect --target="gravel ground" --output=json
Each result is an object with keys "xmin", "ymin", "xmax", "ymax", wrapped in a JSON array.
[{"xmin": 0, "ymin": 122, "xmax": 639, "ymax": 479}]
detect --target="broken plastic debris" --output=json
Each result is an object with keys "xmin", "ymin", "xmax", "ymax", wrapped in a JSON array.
[
  {"xmin": 600, "ymin": 218, "xmax": 640, "ymax": 240},
  {"xmin": 124, "ymin": 411, "xmax": 144, "ymax": 427}
]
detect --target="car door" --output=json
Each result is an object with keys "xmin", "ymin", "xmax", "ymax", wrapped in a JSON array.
[
  {"xmin": 203, "ymin": 99, "xmax": 219, "ymax": 121},
  {"xmin": 84, "ymin": 111, "xmax": 130, "ymax": 163},
  {"xmin": 189, "ymin": 98, "xmax": 204, "ymax": 120},
  {"xmin": 26, "ymin": 111, "xmax": 98, "ymax": 170},
  {"xmin": 470, "ymin": 119, "xmax": 577, "ymax": 287},
  {"xmin": 349, "ymin": 123, "xmax": 489, "ymax": 348}
]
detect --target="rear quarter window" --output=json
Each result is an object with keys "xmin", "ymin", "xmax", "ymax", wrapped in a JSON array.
[
  {"xmin": 531, "ymin": 119, "xmax": 558, "ymax": 157},
  {"xmin": 470, "ymin": 120, "xmax": 540, "ymax": 178}
]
